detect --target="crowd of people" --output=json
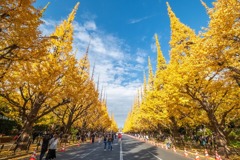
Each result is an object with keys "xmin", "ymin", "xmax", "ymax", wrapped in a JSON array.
[
  {"xmin": 40, "ymin": 132, "xmax": 122, "ymax": 159},
  {"xmin": 102, "ymin": 132, "xmax": 122, "ymax": 151},
  {"xmin": 11, "ymin": 130, "xmax": 123, "ymax": 159}
]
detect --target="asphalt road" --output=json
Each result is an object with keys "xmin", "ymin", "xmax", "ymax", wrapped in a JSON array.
[{"xmin": 51, "ymin": 135, "xmax": 192, "ymax": 160}]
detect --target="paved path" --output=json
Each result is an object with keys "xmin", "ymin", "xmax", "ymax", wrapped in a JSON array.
[{"xmin": 46, "ymin": 135, "xmax": 192, "ymax": 160}]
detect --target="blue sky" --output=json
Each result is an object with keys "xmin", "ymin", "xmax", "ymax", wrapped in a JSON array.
[{"xmin": 34, "ymin": 0, "xmax": 215, "ymax": 128}]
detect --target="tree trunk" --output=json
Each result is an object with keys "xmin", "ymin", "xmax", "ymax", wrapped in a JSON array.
[
  {"xmin": 207, "ymin": 111, "xmax": 230, "ymax": 158},
  {"xmin": 169, "ymin": 116, "xmax": 179, "ymax": 145},
  {"xmin": 20, "ymin": 95, "xmax": 43, "ymax": 141},
  {"xmin": 22, "ymin": 120, "xmax": 34, "ymax": 135},
  {"xmin": 21, "ymin": 107, "xmax": 39, "ymax": 135},
  {"xmin": 65, "ymin": 112, "xmax": 74, "ymax": 134}
]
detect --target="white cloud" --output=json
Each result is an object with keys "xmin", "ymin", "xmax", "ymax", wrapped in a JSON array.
[
  {"xmin": 105, "ymin": 82, "xmax": 142, "ymax": 126},
  {"xmin": 84, "ymin": 21, "xmax": 97, "ymax": 31},
  {"xmin": 80, "ymin": 12, "xmax": 97, "ymax": 21},
  {"xmin": 128, "ymin": 15, "xmax": 154, "ymax": 24},
  {"xmin": 135, "ymin": 48, "xmax": 147, "ymax": 64},
  {"xmin": 136, "ymin": 56, "xmax": 145, "ymax": 64},
  {"xmin": 151, "ymin": 42, "xmax": 156, "ymax": 53},
  {"xmin": 39, "ymin": 19, "xmax": 59, "ymax": 36},
  {"xmin": 39, "ymin": 17, "xmax": 144, "ymax": 128},
  {"xmin": 136, "ymin": 48, "xmax": 147, "ymax": 57},
  {"xmin": 73, "ymin": 22, "xmax": 126, "ymax": 60}
]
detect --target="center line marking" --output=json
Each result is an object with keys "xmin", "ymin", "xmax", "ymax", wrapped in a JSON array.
[{"xmin": 120, "ymin": 141, "xmax": 123, "ymax": 160}]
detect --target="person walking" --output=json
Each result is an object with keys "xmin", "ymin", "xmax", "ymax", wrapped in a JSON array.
[
  {"xmin": 103, "ymin": 134, "xmax": 107, "ymax": 151},
  {"xmin": 91, "ymin": 133, "xmax": 95, "ymax": 143},
  {"xmin": 45, "ymin": 134, "xmax": 58, "ymax": 160},
  {"xmin": 107, "ymin": 134, "xmax": 113, "ymax": 151},
  {"xmin": 111, "ymin": 133, "xmax": 115, "ymax": 144},
  {"xmin": 118, "ymin": 132, "xmax": 122, "ymax": 143},
  {"xmin": 98, "ymin": 134, "xmax": 101, "ymax": 143},
  {"xmin": 81, "ymin": 133, "xmax": 85, "ymax": 143},
  {"xmin": 39, "ymin": 133, "xmax": 51, "ymax": 160},
  {"xmin": 165, "ymin": 137, "xmax": 172, "ymax": 149}
]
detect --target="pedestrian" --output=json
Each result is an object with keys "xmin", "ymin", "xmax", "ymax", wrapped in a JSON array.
[
  {"xmin": 166, "ymin": 137, "xmax": 172, "ymax": 149},
  {"xmin": 80, "ymin": 133, "xmax": 84, "ymax": 142},
  {"xmin": 76, "ymin": 132, "xmax": 80, "ymax": 141},
  {"xmin": 103, "ymin": 134, "xmax": 107, "ymax": 151},
  {"xmin": 107, "ymin": 134, "xmax": 113, "ymax": 151},
  {"xmin": 118, "ymin": 132, "xmax": 122, "ymax": 143},
  {"xmin": 32, "ymin": 131, "xmax": 39, "ymax": 144},
  {"xmin": 39, "ymin": 133, "xmax": 51, "ymax": 160},
  {"xmin": 111, "ymin": 133, "xmax": 115, "ymax": 144},
  {"xmin": 98, "ymin": 134, "xmax": 101, "ymax": 143},
  {"xmin": 91, "ymin": 133, "xmax": 95, "ymax": 143},
  {"xmin": 46, "ymin": 134, "xmax": 58, "ymax": 160},
  {"xmin": 84, "ymin": 133, "xmax": 88, "ymax": 141}
]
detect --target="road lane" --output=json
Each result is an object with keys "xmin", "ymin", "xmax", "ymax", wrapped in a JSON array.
[
  {"xmin": 20, "ymin": 135, "xmax": 193, "ymax": 160},
  {"xmin": 57, "ymin": 141, "xmax": 120, "ymax": 160},
  {"xmin": 122, "ymin": 135, "xmax": 191, "ymax": 160}
]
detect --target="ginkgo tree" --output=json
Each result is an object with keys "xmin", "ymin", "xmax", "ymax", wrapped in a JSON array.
[
  {"xmin": 0, "ymin": 0, "xmax": 51, "ymax": 81},
  {"xmin": 160, "ymin": 2, "xmax": 204, "ymax": 139},
  {"xmin": 0, "ymin": 2, "xmax": 78, "ymax": 134},
  {"xmin": 52, "ymin": 53, "xmax": 101, "ymax": 133},
  {"xmin": 80, "ymin": 97, "xmax": 113, "ymax": 133},
  {"xmin": 201, "ymin": 0, "xmax": 240, "ymax": 87},
  {"xmin": 165, "ymin": 1, "xmax": 239, "ymax": 156},
  {"xmin": 140, "ymin": 35, "xmax": 170, "ymax": 135},
  {"xmin": 1, "ymin": 1, "xmax": 114, "ymax": 141},
  {"xmin": 124, "ymin": 0, "xmax": 239, "ymax": 157}
]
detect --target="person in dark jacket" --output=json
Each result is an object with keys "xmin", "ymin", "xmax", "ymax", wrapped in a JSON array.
[
  {"xmin": 103, "ymin": 135, "xmax": 107, "ymax": 151},
  {"xmin": 39, "ymin": 133, "xmax": 51, "ymax": 160},
  {"xmin": 91, "ymin": 133, "xmax": 95, "ymax": 143}
]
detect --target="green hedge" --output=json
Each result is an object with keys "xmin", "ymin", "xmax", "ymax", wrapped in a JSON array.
[{"xmin": 0, "ymin": 119, "xmax": 20, "ymax": 135}]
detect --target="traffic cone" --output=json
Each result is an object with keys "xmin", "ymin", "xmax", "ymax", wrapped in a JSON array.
[
  {"xmin": 184, "ymin": 148, "xmax": 188, "ymax": 157},
  {"xmin": 60, "ymin": 145, "xmax": 66, "ymax": 152},
  {"xmin": 215, "ymin": 151, "xmax": 222, "ymax": 160},
  {"xmin": 29, "ymin": 150, "xmax": 37, "ymax": 160},
  {"xmin": 205, "ymin": 149, "xmax": 209, "ymax": 159},
  {"xmin": 195, "ymin": 152, "xmax": 200, "ymax": 160}
]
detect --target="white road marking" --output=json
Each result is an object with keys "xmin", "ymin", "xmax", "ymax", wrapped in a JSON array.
[
  {"xmin": 80, "ymin": 147, "xmax": 99, "ymax": 159},
  {"xmin": 120, "ymin": 141, "xmax": 123, "ymax": 160},
  {"xmin": 148, "ymin": 151, "xmax": 163, "ymax": 160},
  {"xmin": 65, "ymin": 144, "xmax": 118, "ymax": 160}
]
